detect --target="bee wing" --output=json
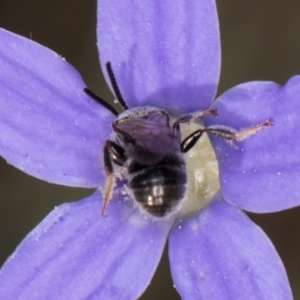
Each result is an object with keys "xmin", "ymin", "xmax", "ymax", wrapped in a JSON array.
[{"xmin": 115, "ymin": 112, "xmax": 180, "ymax": 164}]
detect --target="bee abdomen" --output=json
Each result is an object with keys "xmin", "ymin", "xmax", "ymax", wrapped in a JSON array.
[
  {"xmin": 128, "ymin": 157, "xmax": 187, "ymax": 216},
  {"xmin": 132, "ymin": 184, "xmax": 186, "ymax": 216}
]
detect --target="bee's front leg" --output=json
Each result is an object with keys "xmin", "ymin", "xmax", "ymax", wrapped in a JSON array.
[
  {"xmin": 102, "ymin": 140, "xmax": 126, "ymax": 216},
  {"xmin": 179, "ymin": 119, "xmax": 273, "ymax": 153},
  {"xmin": 180, "ymin": 129, "xmax": 206, "ymax": 153},
  {"xmin": 177, "ymin": 108, "xmax": 218, "ymax": 124},
  {"xmin": 204, "ymin": 119, "xmax": 273, "ymax": 147}
]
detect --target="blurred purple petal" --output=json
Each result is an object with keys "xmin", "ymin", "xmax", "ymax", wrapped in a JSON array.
[
  {"xmin": 205, "ymin": 76, "xmax": 300, "ymax": 212},
  {"xmin": 0, "ymin": 28, "xmax": 113, "ymax": 187},
  {"xmin": 98, "ymin": 0, "xmax": 220, "ymax": 114},
  {"xmin": 169, "ymin": 195, "xmax": 292, "ymax": 300},
  {"xmin": 0, "ymin": 191, "xmax": 173, "ymax": 299}
]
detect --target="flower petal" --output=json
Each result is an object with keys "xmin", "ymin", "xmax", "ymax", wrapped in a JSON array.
[
  {"xmin": 0, "ymin": 191, "xmax": 173, "ymax": 299},
  {"xmin": 98, "ymin": 0, "xmax": 220, "ymax": 114},
  {"xmin": 169, "ymin": 195, "xmax": 292, "ymax": 300},
  {"xmin": 205, "ymin": 76, "xmax": 300, "ymax": 212},
  {"xmin": 0, "ymin": 28, "xmax": 113, "ymax": 187}
]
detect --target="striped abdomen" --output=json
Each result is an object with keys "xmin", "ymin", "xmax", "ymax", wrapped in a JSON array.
[{"xmin": 128, "ymin": 153, "xmax": 187, "ymax": 216}]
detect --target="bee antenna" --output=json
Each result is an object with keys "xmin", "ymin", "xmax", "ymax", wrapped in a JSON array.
[
  {"xmin": 84, "ymin": 87, "xmax": 119, "ymax": 116},
  {"xmin": 106, "ymin": 62, "xmax": 129, "ymax": 111}
]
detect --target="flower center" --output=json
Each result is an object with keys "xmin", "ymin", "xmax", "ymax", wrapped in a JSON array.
[{"xmin": 178, "ymin": 123, "xmax": 220, "ymax": 217}]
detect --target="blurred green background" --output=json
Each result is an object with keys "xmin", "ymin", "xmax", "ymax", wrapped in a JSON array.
[{"xmin": 0, "ymin": 0, "xmax": 300, "ymax": 299}]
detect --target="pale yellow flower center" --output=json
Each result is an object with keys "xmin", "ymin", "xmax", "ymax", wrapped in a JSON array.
[{"xmin": 178, "ymin": 123, "xmax": 220, "ymax": 217}]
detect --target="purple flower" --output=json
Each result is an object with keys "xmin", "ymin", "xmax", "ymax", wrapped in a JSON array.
[{"xmin": 0, "ymin": 0, "xmax": 298, "ymax": 299}]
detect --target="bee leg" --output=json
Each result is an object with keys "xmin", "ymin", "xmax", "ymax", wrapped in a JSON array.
[
  {"xmin": 177, "ymin": 108, "xmax": 218, "ymax": 124},
  {"xmin": 180, "ymin": 119, "xmax": 273, "ymax": 152},
  {"xmin": 180, "ymin": 129, "xmax": 205, "ymax": 153},
  {"xmin": 204, "ymin": 119, "xmax": 273, "ymax": 147},
  {"xmin": 102, "ymin": 140, "xmax": 126, "ymax": 216}
]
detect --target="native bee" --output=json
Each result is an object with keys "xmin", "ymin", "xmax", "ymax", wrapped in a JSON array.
[{"xmin": 84, "ymin": 62, "xmax": 272, "ymax": 217}]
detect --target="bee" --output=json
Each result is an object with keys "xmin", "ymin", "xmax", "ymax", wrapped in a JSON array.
[{"xmin": 84, "ymin": 62, "xmax": 272, "ymax": 217}]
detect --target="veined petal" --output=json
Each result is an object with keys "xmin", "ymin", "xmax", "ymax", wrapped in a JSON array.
[
  {"xmin": 0, "ymin": 191, "xmax": 173, "ymax": 300},
  {"xmin": 0, "ymin": 28, "xmax": 113, "ymax": 187},
  {"xmin": 169, "ymin": 195, "xmax": 292, "ymax": 300},
  {"xmin": 205, "ymin": 76, "xmax": 300, "ymax": 212},
  {"xmin": 98, "ymin": 0, "xmax": 220, "ymax": 114}
]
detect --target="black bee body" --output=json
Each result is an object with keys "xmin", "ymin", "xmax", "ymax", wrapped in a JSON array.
[
  {"xmin": 110, "ymin": 106, "xmax": 187, "ymax": 217},
  {"xmin": 127, "ymin": 150, "xmax": 187, "ymax": 216}
]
